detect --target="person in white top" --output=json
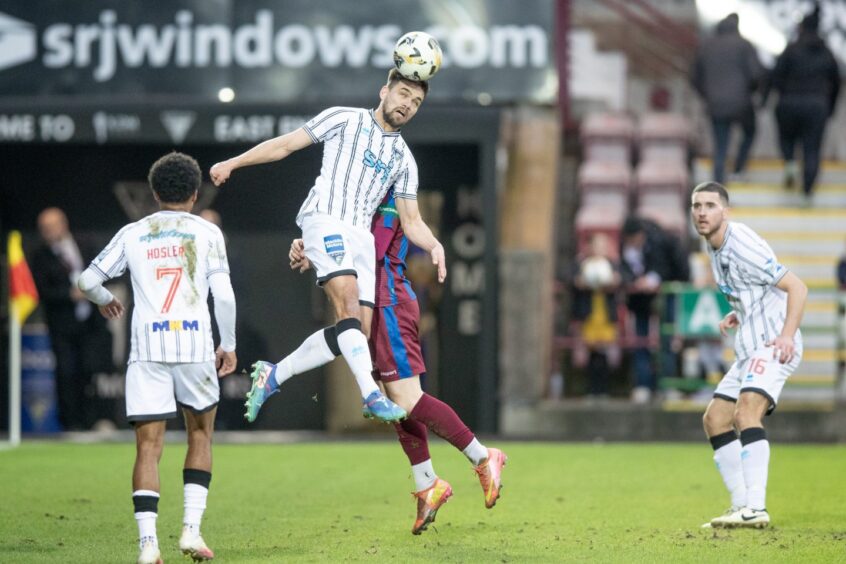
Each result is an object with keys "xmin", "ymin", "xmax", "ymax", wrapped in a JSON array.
[
  {"xmin": 691, "ymin": 182, "xmax": 807, "ymax": 530},
  {"xmin": 210, "ymin": 69, "xmax": 446, "ymax": 423},
  {"xmin": 78, "ymin": 152, "xmax": 237, "ymax": 564}
]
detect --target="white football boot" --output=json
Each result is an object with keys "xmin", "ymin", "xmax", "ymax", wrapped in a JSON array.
[
  {"xmin": 703, "ymin": 506, "xmax": 740, "ymax": 528},
  {"xmin": 137, "ymin": 538, "xmax": 163, "ymax": 564},
  {"xmin": 711, "ymin": 507, "xmax": 770, "ymax": 529},
  {"xmin": 179, "ymin": 527, "xmax": 215, "ymax": 561}
]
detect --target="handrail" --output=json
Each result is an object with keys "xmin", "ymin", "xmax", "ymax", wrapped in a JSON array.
[{"xmin": 594, "ymin": 0, "xmax": 697, "ymax": 54}]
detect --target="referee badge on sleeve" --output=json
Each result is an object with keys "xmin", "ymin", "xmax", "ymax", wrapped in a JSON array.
[{"xmin": 324, "ymin": 234, "xmax": 346, "ymax": 265}]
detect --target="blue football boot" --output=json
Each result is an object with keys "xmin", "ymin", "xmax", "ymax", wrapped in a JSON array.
[
  {"xmin": 244, "ymin": 361, "xmax": 279, "ymax": 423},
  {"xmin": 362, "ymin": 390, "xmax": 407, "ymax": 422}
]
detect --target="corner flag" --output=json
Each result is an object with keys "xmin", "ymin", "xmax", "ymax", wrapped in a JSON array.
[{"xmin": 8, "ymin": 230, "xmax": 38, "ymax": 324}]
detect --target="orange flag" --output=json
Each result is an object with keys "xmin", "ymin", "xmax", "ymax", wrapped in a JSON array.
[{"xmin": 8, "ymin": 231, "xmax": 39, "ymax": 325}]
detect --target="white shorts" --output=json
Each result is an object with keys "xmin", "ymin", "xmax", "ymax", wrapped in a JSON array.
[
  {"xmin": 301, "ymin": 214, "xmax": 376, "ymax": 307},
  {"xmin": 713, "ymin": 345, "xmax": 802, "ymax": 415},
  {"xmin": 126, "ymin": 361, "xmax": 220, "ymax": 422}
]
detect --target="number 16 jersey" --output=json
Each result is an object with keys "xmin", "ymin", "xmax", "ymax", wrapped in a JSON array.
[{"xmin": 87, "ymin": 211, "xmax": 230, "ymax": 364}]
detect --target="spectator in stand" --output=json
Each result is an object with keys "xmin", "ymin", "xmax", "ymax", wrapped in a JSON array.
[
  {"xmin": 571, "ymin": 233, "xmax": 621, "ymax": 399},
  {"xmin": 766, "ymin": 3, "xmax": 840, "ymax": 205},
  {"xmin": 620, "ymin": 217, "xmax": 690, "ymax": 404},
  {"xmin": 837, "ymin": 239, "xmax": 846, "ymax": 384},
  {"xmin": 838, "ymin": 239, "xmax": 846, "ymax": 290},
  {"xmin": 691, "ymin": 13, "xmax": 765, "ymax": 184},
  {"xmin": 31, "ymin": 207, "xmax": 113, "ymax": 430}
]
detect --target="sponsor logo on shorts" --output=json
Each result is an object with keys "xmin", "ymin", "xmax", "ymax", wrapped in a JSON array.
[
  {"xmin": 324, "ymin": 234, "xmax": 345, "ymax": 265},
  {"xmin": 380, "ymin": 369, "xmax": 398, "ymax": 377},
  {"xmin": 152, "ymin": 320, "xmax": 199, "ymax": 332}
]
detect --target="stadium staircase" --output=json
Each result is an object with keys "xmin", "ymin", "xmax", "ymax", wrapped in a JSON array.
[{"xmin": 696, "ymin": 159, "xmax": 846, "ymax": 407}]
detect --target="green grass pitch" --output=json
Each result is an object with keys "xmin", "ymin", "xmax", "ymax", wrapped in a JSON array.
[{"xmin": 1, "ymin": 441, "xmax": 845, "ymax": 562}]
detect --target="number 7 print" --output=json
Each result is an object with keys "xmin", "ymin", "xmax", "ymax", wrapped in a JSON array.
[{"xmin": 156, "ymin": 267, "xmax": 183, "ymax": 313}]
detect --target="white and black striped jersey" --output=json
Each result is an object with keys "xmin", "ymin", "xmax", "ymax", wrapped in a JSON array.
[
  {"xmin": 707, "ymin": 222, "xmax": 802, "ymax": 360},
  {"xmin": 87, "ymin": 211, "xmax": 231, "ymax": 363},
  {"xmin": 296, "ymin": 107, "xmax": 418, "ymax": 229}
]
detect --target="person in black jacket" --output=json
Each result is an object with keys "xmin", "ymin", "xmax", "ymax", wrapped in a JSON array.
[
  {"xmin": 692, "ymin": 13, "xmax": 765, "ymax": 184},
  {"xmin": 620, "ymin": 217, "xmax": 690, "ymax": 403},
  {"xmin": 31, "ymin": 207, "xmax": 113, "ymax": 430},
  {"xmin": 769, "ymin": 4, "xmax": 841, "ymax": 202}
]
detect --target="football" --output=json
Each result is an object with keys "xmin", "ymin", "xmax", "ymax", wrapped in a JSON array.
[
  {"xmin": 581, "ymin": 256, "xmax": 614, "ymax": 289},
  {"xmin": 393, "ymin": 31, "xmax": 443, "ymax": 82}
]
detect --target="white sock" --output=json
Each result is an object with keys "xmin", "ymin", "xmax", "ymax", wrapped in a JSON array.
[
  {"xmin": 713, "ymin": 440, "xmax": 747, "ymax": 509},
  {"xmin": 135, "ymin": 514, "xmax": 158, "ymax": 547},
  {"xmin": 183, "ymin": 483, "xmax": 209, "ymax": 533},
  {"xmin": 274, "ymin": 329, "xmax": 337, "ymax": 386},
  {"xmin": 462, "ymin": 438, "xmax": 488, "ymax": 466},
  {"xmin": 741, "ymin": 439, "xmax": 770, "ymax": 510},
  {"xmin": 336, "ymin": 328, "xmax": 379, "ymax": 398},
  {"xmin": 133, "ymin": 489, "xmax": 159, "ymax": 548},
  {"xmin": 411, "ymin": 459, "xmax": 437, "ymax": 491}
]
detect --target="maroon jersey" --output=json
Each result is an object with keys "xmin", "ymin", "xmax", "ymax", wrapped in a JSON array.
[{"xmin": 371, "ymin": 192, "xmax": 417, "ymax": 308}]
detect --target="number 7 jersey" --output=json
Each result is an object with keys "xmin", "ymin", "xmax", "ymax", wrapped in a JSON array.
[{"xmin": 88, "ymin": 211, "xmax": 230, "ymax": 363}]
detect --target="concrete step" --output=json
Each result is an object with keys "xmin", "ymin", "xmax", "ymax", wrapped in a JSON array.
[
  {"xmin": 726, "ymin": 183, "xmax": 846, "ymax": 208},
  {"xmin": 730, "ymin": 208, "xmax": 846, "ymax": 234},
  {"xmin": 803, "ymin": 309, "xmax": 837, "ymax": 326},
  {"xmin": 779, "ymin": 386, "xmax": 837, "ymax": 401},
  {"xmin": 802, "ymin": 332, "xmax": 839, "ymax": 349},
  {"xmin": 695, "ymin": 158, "xmax": 846, "ymax": 186},
  {"xmin": 759, "ymin": 236, "xmax": 844, "ymax": 259},
  {"xmin": 779, "ymin": 262, "xmax": 841, "ymax": 284}
]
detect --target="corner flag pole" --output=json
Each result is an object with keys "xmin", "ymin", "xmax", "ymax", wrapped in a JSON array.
[{"xmin": 8, "ymin": 305, "xmax": 21, "ymax": 447}]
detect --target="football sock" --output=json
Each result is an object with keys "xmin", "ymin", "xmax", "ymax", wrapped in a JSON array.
[
  {"xmin": 411, "ymin": 459, "xmax": 438, "ymax": 492},
  {"xmin": 183, "ymin": 469, "xmax": 211, "ymax": 535},
  {"xmin": 462, "ymin": 438, "xmax": 490, "ymax": 467},
  {"xmin": 394, "ymin": 418, "xmax": 430, "ymax": 466},
  {"xmin": 410, "ymin": 393, "xmax": 479, "ymax": 461},
  {"xmin": 133, "ymin": 490, "xmax": 159, "ymax": 548},
  {"xmin": 710, "ymin": 431, "xmax": 746, "ymax": 508},
  {"xmin": 740, "ymin": 427, "xmax": 769, "ymax": 510},
  {"xmin": 335, "ymin": 318, "xmax": 379, "ymax": 398},
  {"xmin": 274, "ymin": 327, "xmax": 340, "ymax": 386}
]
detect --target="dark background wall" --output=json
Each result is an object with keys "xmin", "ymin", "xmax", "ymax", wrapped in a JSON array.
[{"xmin": 0, "ymin": 140, "xmax": 481, "ymax": 430}]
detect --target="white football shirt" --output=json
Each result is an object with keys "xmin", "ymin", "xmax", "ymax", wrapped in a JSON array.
[
  {"xmin": 87, "ymin": 211, "xmax": 230, "ymax": 363},
  {"xmin": 707, "ymin": 221, "xmax": 802, "ymax": 360},
  {"xmin": 296, "ymin": 107, "xmax": 419, "ymax": 229}
]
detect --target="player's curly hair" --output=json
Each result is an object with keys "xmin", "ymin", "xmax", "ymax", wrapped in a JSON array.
[
  {"xmin": 386, "ymin": 68, "xmax": 429, "ymax": 97},
  {"xmin": 148, "ymin": 151, "xmax": 202, "ymax": 203}
]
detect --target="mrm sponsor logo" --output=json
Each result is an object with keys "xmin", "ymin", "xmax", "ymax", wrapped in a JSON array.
[{"xmin": 152, "ymin": 320, "xmax": 199, "ymax": 332}]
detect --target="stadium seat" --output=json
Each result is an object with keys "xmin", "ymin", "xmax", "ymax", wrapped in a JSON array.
[
  {"xmin": 634, "ymin": 159, "xmax": 689, "ymax": 200},
  {"xmin": 637, "ymin": 112, "xmax": 691, "ymax": 164},
  {"xmin": 637, "ymin": 195, "xmax": 689, "ymax": 242},
  {"xmin": 577, "ymin": 160, "xmax": 633, "ymax": 203},
  {"xmin": 574, "ymin": 202, "xmax": 626, "ymax": 260},
  {"xmin": 580, "ymin": 112, "xmax": 635, "ymax": 164}
]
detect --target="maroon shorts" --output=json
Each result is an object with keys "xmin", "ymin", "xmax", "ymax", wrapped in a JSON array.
[{"xmin": 369, "ymin": 299, "xmax": 426, "ymax": 382}]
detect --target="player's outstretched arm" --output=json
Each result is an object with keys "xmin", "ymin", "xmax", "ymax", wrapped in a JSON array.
[
  {"xmin": 395, "ymin": 197, "xmax": 447, "ymax": 283},
  {"xmin": 209, "ymin": 127, "xmax": 314, "ymax": 186}
]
